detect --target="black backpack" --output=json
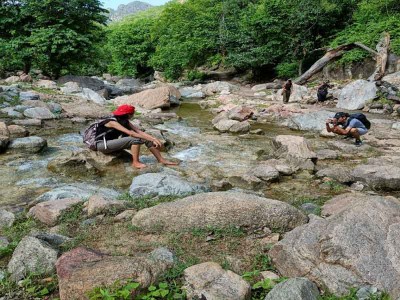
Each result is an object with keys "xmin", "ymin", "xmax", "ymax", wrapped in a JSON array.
[{"xmin": 347, "ymin": 113, "xmax": 371, "ymax": 130}]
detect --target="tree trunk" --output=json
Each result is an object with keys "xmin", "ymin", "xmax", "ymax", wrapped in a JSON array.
[
  {"xmin": 23, "ymin": 61, "xmax": 31, "ymax": 75},
  {"xmin": 368, "ymin": 32, "xmax": 390, "ymax": 81}
]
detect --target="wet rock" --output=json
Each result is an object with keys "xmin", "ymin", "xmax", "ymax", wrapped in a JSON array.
[
  {"xmin": 183, "ymin": 262, "xmax": 251, "ymax": 300},
  {"xmin": 269, "ymin": 194, "xmax": 400, "ymax": 298},
  {"xmin": 228, "ymin": 106, "xmax": 254, "ymax": 121},
  {"xmin": 56, "ymin": 247, "xmax": 173, "ymax": 300},
  {"xmin": 316, "ymin": 166, "xmax": 354, "ymax": 183},
  {"xmin": 202, "ymin": 81, "xmax": 239, "ymax": 96},
  {"xmin": 87, "ymin": 195, "xmax": 126, "ymax": 217},
  {"xmin": 230, "ymin": 121, "xmax": 251, "ymax": 133},
  {"xmin": 351, "ymin": 164, "xmax": 400, "ymax": 191},
  {"xmin": 23, "ymin": 107, "xmax": 56, "ymax": 119},
  {"xmin": 114, "ymin": 85, "xmax": 181, "ymax": 109},
  {"xmin": 132, "ymin": 191, "xmax": 307, "ymax": 233},
  {"xmin": 77, "ymin": 88, "xmax": 106, "ymax": 105},
  {"xmin": 0, "ymin": 209, "xmax": 15, "ymax": 228},
  {"xmin": 337, "ymin": 80, "xmax": 377, "ymax": 110},
  {"xmin": 214, "ymin": 119, "xmax": 239, "ymax": 132},
  {"xmin": 29, "ymin": 198, "xmax": 84, "ymax": 226},
  {"xmin": 58, "ymin": 75, "xmax": 105, "ymax": 91},
  {"xmin": 8, "ymin": 236, "xmax": 58, "ymax": 281},
  {"xmin": 36, "ymin": 79, "xmax": 58, "ymax": 89},
  {"xmin": 265, "ymin": 278, "xmax": 320, "ymax": 300},
  {"xmin": 19, "ymin": 91, "xmax": 40, "ymax": 101},
  {"xmin": 36, "ymin": 184, "xmax": 120, "ymax": 202},
  {"xmin": 8, "ymin": 125, "xmax": 29, "ymax": 138},
  {"xmin": 8, "ymin": 136, "xmax": 47, "ymax": 153},
  {"xmin": 13, "ymin": 119, "xmax": 42, "ymax": 127},
  {"xmin": 129, "ymin": 173, "xmax": 208, "ymax": 198},
  {"xmin": 250, "ymin": 165, "xmax": 280, "ymax": 182},
  {"xmin": 288, "ymin": 110, "xmax": 332, "ymax": 132}
]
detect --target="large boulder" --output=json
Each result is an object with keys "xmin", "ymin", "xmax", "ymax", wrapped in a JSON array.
[
  {"xmin": 202, "ymin": 81, "xmax": 239, "ymax": 96},
  {"xmin": 8, "ymin": 136, "xmax": 47, "ymax": 153},
  {"xmin": 113, "ymin": 85, "xmax": 181, "ymax": 109},
  {"xmin": 228, "ymin": 106, "xmax": 254, "ymax": 121},
  {"xmin": 183, "ymin": 262, "xmax": 251, "ymax": 300},
  {"xmin": 129, "ymin": 173, "xmax": 208, "ymax": 198},
  {"xmin": 61, "ymin": 100, "xmax": 110, "ymax": 118},
  {"xmin": 382, "ymin": 71, "xmax": 400, "ymax": 87},
  {"xmin": 337, "ymin": 80, "xmax": 377, "ymax": 110},
  {"xmin": 87, "ymin": 195, "xmax": 126, "ymax": 217},
  {"xmin": 131, "ymin": 191, "xmax": 307, "ymax": 233},
  {"xmin": 77, "ymin": 88, "xmax": 106, "ymax": 105},
  {"xmin": 8, "ymin": 236, "xmax": 58, "ymax": 281},
  {"xmin": 60, "ymin": 82, "xmax": 82, "ymax": 94},
  {"xmin": 179, "ymin": 86, "xmax": 205, "ymax": 98},
  {"xmin": 57, "ymin": 75, "xmax": 105, "ymax": 91},
  {"xmin": 287, "ymin": 110, "xmax": 333, "ymax": 132},
  {"xmin": 29, "ymin": 198, "xmax": 84, "ymax": 226},
  {"xmin": 214, "ymin": 119, "xmax": 239, "ymax": 132},
  {"xmin": 115, "ymin": 78, "xmax": 142, "ymax": 93},
  {"xmin": 23, "ymin": 107, "xmax": 56, "ymax": 119},
  {"xmin": 19, "ymin": 91, "xmax": 40, "ymax": 101},
  {"xmin": 316, "ymin": 165, "xmax": 354, "ymax": 184},
  {"xmin": 351, "ymin": 164, "xmax": 400, "ymax": 191},
  {"xmin": 8, "ymin": 125, "xmax": 29, "ymax": 138},
  {"xmin": 265, "ymin": 278, "xmax": 320, "ymax": 300},
  {"xmin": 269, "ymin": 194, "xmax": 400, "ymax": 298},
  {"xmin": 36, "ymin": 79, "xmax": 58, "ymax": 89},
  {"xmin": 56, "ymin": 247, "xmax": 174, "ymax": 300}
]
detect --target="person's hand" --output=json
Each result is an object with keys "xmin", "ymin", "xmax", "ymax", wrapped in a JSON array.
[
  {"xmin": 152, "ymin": 138, "xmax": 163, "ymax": 148},
  {"xmin": 326, "ymin": 118, "xmax": 332, "ymax": 124}
]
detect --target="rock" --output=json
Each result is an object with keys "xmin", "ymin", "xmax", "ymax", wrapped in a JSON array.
[
  {"xmin": 154, "ymin": 71, "xmax": 167, "ymax": 82},
  {"xmin": 8, "ymin": 125, "xmax": 29, "ymax": 138},
  {"xmin": 382, "ymin": 71, "xmax": 400, "ymax": 87},
  {"xmin": 265, "ymin": 278, "xmax": 320, "ymax": 300},
  {"xmin": 57, "ymin": 75, "xmax": 105, "ymax": 91},
  {"xmin": 228, "ymin": 106, "xmax": 254, "ymax": 121},
  {"xmin": 19, "ymin": 74, "xmax": 32, "ymax": 82},
  {"xmin": 251, "ymin": 82, "xmax": 281, "ymax": 91},
  {"xmin": 56, "ymin": 247, "xmax": 173, "ymax": 300},
  {"xmin": 61, "ymin": 100, "xmax": 110, "ymax": 119},
  {"xmin": 36, "ymin": 79, "xmax": 58, "ymax": 89},
  {"xmin": 288, "ymin": 110, "xmax": 333, "ymax": 132},
  {"xmin": 214, "ymin": 119, "xmax": 240, "ymax": 132},
  {"xmin": 29, "ymin": 198, "xmax": 84, "ymax": 226},
  {"xmin": 129, "ymin": 173, "xmax": 208, "ymax": 198},
  {"xmin": 337, "ymin": 80, "xmax": 377, "ymax": 110},
  {"xmin": 0, "ymin": 107, "xmax": 23, "ymax": 118},
  {"xmin": 269, "ymin": 194, "xmax": 400, "ymax": 298},
  {"xmin": 179, "ymin": 86, "xmax": 205, "ymax": 98},
  {"xmin": 60, "ymin": 82, "xmax": 82, "ymax": 94},
  {"xmin": 115, "ymin": 78, "xmax": 142, "ymax": 93},
  {"xmin": 202, "ymin": 81, "xmax": 239, "ymax": 96},
  {"xmin": 87, "ymin": 195, "xmax": 126, "ymax": 217},
  {"xmin": 131, "ymin": 191, "xmax": 307, "ymax": 233},
  {"xmin": 8, "ymin": 136, "xmax": 47, "ymax": 153},
  {"xmin": 392, "ymin": 122, "xmax": 400, "ymax": 130},
  {"xmin": 261, "ymin": 159, "xmax": 297, "ymax": 175},
  {"xmin": 0, "ymin": 122, "xmax": 9, "ymax": 137},
  {"xmin": 113, "ymin": 85, "xmax": 181, "ymax": 109},
  {"xmin": 230, "ymin": 121, "xmax": 251, "ymax": 133},
  {"xmin": 5, "ymin": 76, "xmax": 20, "ymax": 83},
  {"xmin": 77, "ymin": 88, "xmax": 106, "ymax": 105},
  {"xmin": 8, "ymin": 236, "xmax": 58, "ymax": 281},
  {"xmin": 183, "ymin": 262, "xmax": 251, "ymax": 300},
  {"xmin": 319, "ymin": 128, "xmax": 336, "ymax": 138},
  {"xmin": 19, "ymin": 91, "xmax": 40, "ymax": 101},
  {"xmin": 250, "ymin": 165, "xmax": 280, "ymax": 182},
  {"xmin": 149, "ymin": 247, "xmax": 176, "ymax": 265},
  {"xmin": 13, "ymin": 119, "xmax": 42, "ymax": 127},
  {"xmin": 0, "ymin": 209, "xmax": 15, "ymax": 228},
  {"xmin": 261, "ymin": 271, "xmax": 280, "ymax": 281},
  {"xmin": 301, "ymin": 203, "xmax": 320, "ymax": 215},
  {"xmin": 32, "ymin": 233, "xmax": 71, "ymax": 249},
  {"xmin": 316, "ymin": 166, "xmax": 354, "ymax": 183},
  {"xmin": 114, "ymin": 209, "xmax": 137, "ymax": 222},
  {"xmin": 356, "ymin": 285, "xmax": 382, "ymax": 300},
  {"xmin": 212, "ymin": 111, "xmax": 229, "ymax": 125},
  {"xmin": 0, "ymin": 236, "xmax": 9, "ymax": 248},
  {"xmin": 254, "ymin": 92, "xmax": 267, "ymax": 97},
  {"xmin": 351, "ymin": 164, "xmax": 400, "ymax": 191},
  {"xmin": 36, "ymin": 184, "xmax": 120, "ymax": 202},
  {"xmin": 274, "ymin": 135, "xmax": 317, "ymax": 169},
  {"xmin": 23, "ymin": 107, "xmax": 56, "ymax": 119},
  {"xmin": 316, "ymin": 149, "xmax": 338, "ymax": 160}
]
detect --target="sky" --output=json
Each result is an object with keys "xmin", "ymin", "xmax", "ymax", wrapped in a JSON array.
[{"xmin": 102, "ymin": 0, "xmax": 169, "ymax": 9}]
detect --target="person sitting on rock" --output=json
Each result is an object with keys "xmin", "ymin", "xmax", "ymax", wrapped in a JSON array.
[
  {"xmin": 96, "ymin": 104, "xmax": 179, "ymax": 169},
  {"xmin": 317, "ymin": 81, "xmax": 333, "ymax": 102},
  {"xmin": 325, "ymin": 112, "xmax": 367, "ymax": 147},
  {"xmin": 282, "ymin": 79, "xmax": 292, "ymax": 103}
]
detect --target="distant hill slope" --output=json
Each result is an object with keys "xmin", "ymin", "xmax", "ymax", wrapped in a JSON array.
[{"xmin": 107, "ymin": 1, "xmax": 153, "ymax": 22}]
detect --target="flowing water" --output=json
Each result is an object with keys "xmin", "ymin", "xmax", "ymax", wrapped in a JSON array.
[{"xmin": 0, "ymin": 102, "xmax": 341, "ymax": 209}]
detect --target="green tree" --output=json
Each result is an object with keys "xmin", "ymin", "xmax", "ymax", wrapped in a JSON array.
[{"xmin": 0, "ymin": 0, "xmax": 107, "ymax": 77}]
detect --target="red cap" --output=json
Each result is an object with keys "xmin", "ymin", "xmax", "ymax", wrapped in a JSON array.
[{"xmin": 112, "ymin": 104, "xmax": 135, "ymax": 116}]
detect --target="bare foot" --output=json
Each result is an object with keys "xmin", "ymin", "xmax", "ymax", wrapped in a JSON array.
[
  {"xmin": 132, "ymin": 162, "xmax": 147, "ymax": 169},
  {"xmin": 160, "ymin": 160, "xmax": 179, "ymax": 166}
]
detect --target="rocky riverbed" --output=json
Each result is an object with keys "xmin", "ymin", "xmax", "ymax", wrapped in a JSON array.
[{"xmin": 1, "ymin": 73, "xmax": 400, "ymax": 299}]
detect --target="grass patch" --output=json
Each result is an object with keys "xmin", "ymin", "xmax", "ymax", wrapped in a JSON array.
[
  {"xmin": 0, "ymin": 95, "xmax": 20, "ymax": 106},
  {"xmin": 320, "ymin": 288, "xmax": 391, "ymax": 300},
  {"xmin": 31, "ymin": 86, "xmax": 59, "ymax": 95},
  {"xmin": 117, "ymin": 193, "xmax": 181, "ymax": 210}
]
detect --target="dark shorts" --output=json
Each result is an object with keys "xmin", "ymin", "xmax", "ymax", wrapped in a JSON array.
[{"xmin": 96, "ymin": 137, "xmax": 154, "ymax": 154}]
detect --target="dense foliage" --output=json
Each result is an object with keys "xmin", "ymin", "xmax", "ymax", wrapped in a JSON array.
[
  {"xmin": 1, "ymin": 0, "xmax": 400, "ymax": 80},
  {"xmin": 0, "ymin": 0, "xmax": 107, "ymax": 77}
]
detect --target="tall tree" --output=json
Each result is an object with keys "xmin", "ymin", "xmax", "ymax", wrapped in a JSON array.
[{"xmin": 0, "ymin": 0, "xmax": 107, "ymax": 77}]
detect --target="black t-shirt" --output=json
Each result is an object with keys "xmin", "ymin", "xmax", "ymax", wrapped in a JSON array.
[{"xmin": 97, "ymin": 118, "xmax": 131, "ymax": 141}]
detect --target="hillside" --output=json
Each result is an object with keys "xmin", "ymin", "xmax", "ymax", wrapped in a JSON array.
[{"xmin": 107, "ymin": 1, "xmax": 153, "ymax": 22}]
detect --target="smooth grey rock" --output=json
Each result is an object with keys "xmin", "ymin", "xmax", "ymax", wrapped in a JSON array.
[
  {"xmin": 0, "ymin": 210, "xmax": 15, "ymax": 228},
  {"xmin": 23, "ymin": 107, "xmax": 56, "ymax": 119},
  {"xmin": 149, "ymin": 247, "xmax": 175, "ymax": 265},
  {"xmin": 129, "ymin": 173, "xmax": 208, "ymax": 198},
  {"xmin": 47, "ymin": 102, "xmax": 62, "ymax": 114},
  {"xmin": 265, "ymin": 278, "xmax": 319, "ymax": 300},
  {"xmin": 183, "ymin": 262, "xmax": 251, "ymax": 300},
  {"xmin": 202, "ymin": 81, "xmax": 239, "ymax": 96},
  {"xmin": 57, "ymin": 75, "xmax": 105, "ymax": 91},
  {"xmin": 0, "ymin": 107, "xmax": 23, "ymax": 118},
  {"xmin": 8, "ymin": 236, "xmax": 58, "ymax": 281},
  {"xmin": 316, "ymin": 166, "xmax": 354, "ymax": 183},
  {"xmin": 77, "ymin": 88, "xmax": 106, "ymax": 105},
  {"xmin": 8, "ymin": 136, "xmax": 47, "ymax": 153},
  {"xmin": 230, "ymin": 121, "xmax": 251, "ymax": 133},
  {"xmin": 316, "ymin": 149, "xmax": 339, "ymax": 160},
  {"xmin": 288, "ymin": 110, "xmax": 332, "ymax": 131},
  {"xmin": 13, "ymin": 119, "xmax": 42, "ymax": 126},
  {"xmin": 337, "ymin": 80, "xmax": 377, "ymax": 110},
  {"xmin": 116, "ymin": 78, "xmax": 142, "ymax": 93},
  {"xmin": 269, "ymin": 195, "xmax": 400, "ymax": 298},
  {"xmin": 60, "ymin": 81, "xmax": 82, "ymax": 94},
  {"xmin": 392, "ymin": 122, "xmax": 400, "ymax": 130},
  {"xmin": 214, "ymin": 119, "xmax": 239, "ymax": 132},
  {"xmin": 250, "ymin": 165, "xmax": 280, "ymax": 182},
  {"xmin": 351, "ymin": 164, "xmax": 400, "ymax": 190},
  {"xmin": 132, "ymin": 191, "xmax": 307, "ymax": 233},
  {"xmin": 19, "ymin": 91, "xmax": 40, "ymax": 101}
]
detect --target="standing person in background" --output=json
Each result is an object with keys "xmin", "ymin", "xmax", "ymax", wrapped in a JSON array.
[
  {"xmin": 282, "ymin": 79, "xmax": 292, "ymax": 103},
  {"xmin": 317, "ymin": 81, "xmax": 333, "ymax": 102}
]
